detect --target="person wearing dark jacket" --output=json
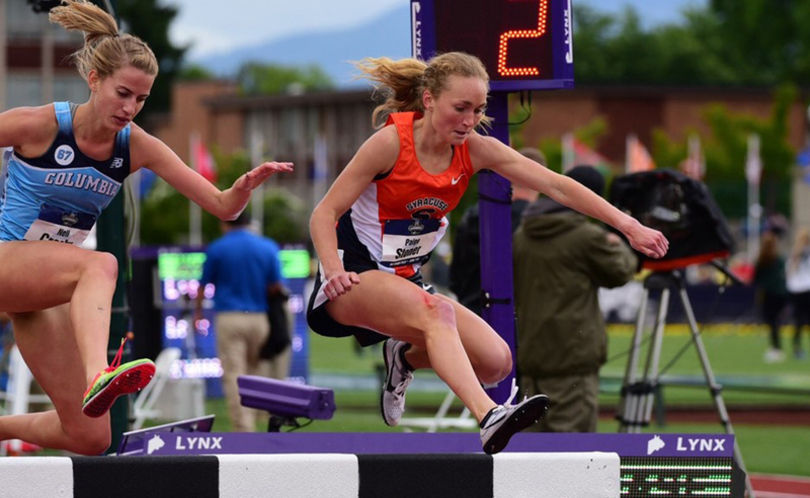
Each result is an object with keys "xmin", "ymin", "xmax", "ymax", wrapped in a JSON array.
[
  {"xmin": 513, "ymin": 165, "xmax": 637, "ymax": 432},
  {"xmin": 450, "ymin": 148, "xmax": 545, "ymax": 316}
]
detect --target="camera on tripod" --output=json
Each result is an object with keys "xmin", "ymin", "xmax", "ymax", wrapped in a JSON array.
[
  {"xmin": 608, "ymin": 170, "xmax": 754, "ymax": 495},
  {"xmin": 609, "ymin": 169, "xmax": 735, "ymax": 271}
]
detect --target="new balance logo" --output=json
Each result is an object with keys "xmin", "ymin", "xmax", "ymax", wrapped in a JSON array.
[
  {"xmin": 451, "ymin": 173, "xmax": 466, "ymax": 185},
  {"xmin": 111, "ymin": 157, "xmax": 124, "ymax": 169}
]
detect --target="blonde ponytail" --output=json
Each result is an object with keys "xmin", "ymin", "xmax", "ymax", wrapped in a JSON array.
[
  {"xmin": 357, "ymin": 52, "xmax": 491, "ymax": 128},
  {"xmin": 50, "ymin": 0, "xmax": 158, "ymax": 81}
]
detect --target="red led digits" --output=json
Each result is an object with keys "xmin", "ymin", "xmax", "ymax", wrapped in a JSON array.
[
  {"xmin": 497, "ymin": 0, "xmax": 549, "ymax": 77},
  {"xmin": 426, "ymin": 0, "xmax": 571, "ymax": 88}
]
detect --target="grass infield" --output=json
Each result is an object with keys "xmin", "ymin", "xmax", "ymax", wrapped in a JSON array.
[{"xmin": 154, "ymin": 323, "xmax": 810, "ymax": 476}]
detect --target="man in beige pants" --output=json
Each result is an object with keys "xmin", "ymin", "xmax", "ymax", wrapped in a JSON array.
[{"xmin": 195, "ymin": 213, "xmax": 290, "ymax": 432}]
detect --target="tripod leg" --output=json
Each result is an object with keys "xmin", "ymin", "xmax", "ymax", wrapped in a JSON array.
[
  {"xmin": 637, "ymin": 288, "xmax": 670, "ymax": 433},
  {"xmin": 643, "ymin": 289, "xmax": 669, "ymax": 425},
  {"xmin": 679, "ymin": 287, "xmax": 757, "ymax": 498},
  {"xmin": 618, "ymin": 287, "xmax": 649, "ymax": 433}
]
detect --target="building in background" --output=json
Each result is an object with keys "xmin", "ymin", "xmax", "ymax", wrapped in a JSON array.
[
  {"xmin": 151, "ymin": 85, "xmax": 377, "ymax": 208},
  {"xmin": 3, "ymin": 1, "xmax": 808, "ymax": 228},
  {"xmin": 0, "ymin": 0, "xmax": 86, "ymax": 109},
  {"xmin": 152, "ymin": 81, "xmax": 809, "ymax": 219}
]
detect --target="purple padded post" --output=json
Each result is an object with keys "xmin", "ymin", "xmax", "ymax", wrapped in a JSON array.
[
  {"xmin": 479, "ymin": 93, "xmax": 517, "ymax": 404},
  {"xmin": 237, "ymin": 376, "xmax": 336, "ymax": 420}
]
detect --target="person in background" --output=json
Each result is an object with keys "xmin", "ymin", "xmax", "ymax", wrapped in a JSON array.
[
  {"xmin": 195, "ymin": 213, "xmax": 290, "ymax": 431},
  {"xmin": 513, "ymin": 165, "xmax": 638, "ymax": 432},
  {"xmin": 786, "ymin": 227, "xmax": 810, "ymax": 360},
  {"xmin": 449, "ymin": 148, "xmax": 545, "ymax": 315},
  {"xmin": 753, "ymin": 230, "xmax": 788, "ymax": 363},
  {"xmin": 0, "ymin": 0, "xmax": 291, "ymax": 454}
]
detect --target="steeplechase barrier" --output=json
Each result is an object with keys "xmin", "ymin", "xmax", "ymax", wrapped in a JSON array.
[{"xmin": 0, "ymin": 451, "xmax": 619, "ymax": 498}]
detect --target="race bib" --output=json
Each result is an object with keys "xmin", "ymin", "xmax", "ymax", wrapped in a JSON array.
[
  {"xmin": 24, "ymin": 204, "xmax": 96, "ymax": 246},
  {"xmin": 381, "ymin": 219, "xmax": 441, "ymax": 267}
]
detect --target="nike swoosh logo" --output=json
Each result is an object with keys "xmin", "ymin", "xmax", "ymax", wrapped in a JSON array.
[{"xmin": 451, "ymin": 174, "xmax": 466, "ymax": 185}]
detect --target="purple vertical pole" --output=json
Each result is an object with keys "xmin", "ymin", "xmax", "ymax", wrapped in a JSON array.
[{"xmin": 479, "ymin": 92, "xmax": 515, "ymax": 404}]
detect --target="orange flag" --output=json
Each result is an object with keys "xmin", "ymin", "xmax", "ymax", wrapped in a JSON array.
[
  {"xmin": 191, "ymin": 133, "xmax": 217, "ymax": 184},
  {"xmin": 626, "ymin": 134, "xmax": 655, "ymax": 173},
  {"xmin": 562, "ymin": 133, "xmax": 612, "ymax": 172}
]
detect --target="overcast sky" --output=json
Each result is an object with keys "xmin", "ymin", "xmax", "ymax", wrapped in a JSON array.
[
  {"xmin": 163, "ymin": 0, "xmax": 705, "ymax": 59},
  {"xmin": 163, "ymin": 0, "xmax": 402, "ymax": 58}
]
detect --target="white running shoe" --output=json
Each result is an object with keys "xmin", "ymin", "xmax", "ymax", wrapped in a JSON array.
[
  {"xmin": 480, "ymin": 382, "xmax": 549, "ymax": 455},
  {"xmin": 381, "ymin": 339, "xmax": 414, "ymax": 426}
]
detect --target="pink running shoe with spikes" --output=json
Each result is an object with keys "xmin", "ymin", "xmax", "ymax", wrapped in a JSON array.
[{"xmin": 82, "ymin": 338, "xmax": 155, "ymax": 418}]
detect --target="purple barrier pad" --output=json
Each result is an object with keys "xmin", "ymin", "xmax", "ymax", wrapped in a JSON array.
[
  {"xmin": 133, "ymin": 432, "xmax": 734, "ymax": 458},
  {"xmin": 237, "ymin": 376, "xmax": 335, "ymax": 420}
]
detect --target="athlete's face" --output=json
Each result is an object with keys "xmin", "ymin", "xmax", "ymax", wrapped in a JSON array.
[
  {"xmin": 424, "ymin": 75, "xmax": 488, "ymax": 146},
  {"xmin": 89, "ymin": 65, "xmax": 155, "ymax": 131}
]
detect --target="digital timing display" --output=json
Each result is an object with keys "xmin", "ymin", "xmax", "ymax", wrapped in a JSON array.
[
  {"xmin": 155, "ymin": 248, "xmax": 313, "ymax": 385},
  {"xmin": 436, "ymin": 0, "xmax": 553, "ymax": 80},
  {"xmin": 157, "ymin": 249, "xmax": 311, "ymax": 289},
  {"xmin": 412, "ymin": 0, "xmax": 574, "ymax": 91},
  {"xmin": 158, "ymin": 251, "xmax": 206, "ymax": 282},
  {"xmin": 620, "ymin": 457, "xmax": 734, "ymax": 497}
]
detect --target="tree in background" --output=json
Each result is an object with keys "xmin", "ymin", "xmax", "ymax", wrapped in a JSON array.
[
  {"xmin": 572, "ymin": 2, "xmax": 810, "ymax": 87},
  {"xmin": 709, "ymin": 0, "xmax": 810, "ymax": 85},
  {"xmin": 261, "ymin": 189, "xmax": 309, "ymax": 244},
  {"xmin": 651, "ymin": 85, "xmax": 797, "ymax": 218},
  {"xmin": 26, "ymin": 1, "xmax": 186, "ymax": 121},
  {"xmin": 237, "ymin": 63, "xmax": 334, "ymax": 95},
  {"xmin": 572, "ymin": 5, "xmax": 737, "ymax": 86},
  {"xmin": 116, "ymin": 0, "xmax": 187, "ymax": 121},
  {"xmin": 178, "ymin": 63, "xmax": 215, "ymax": 82},
  {"xmin": 563, "ymin": 3, "xmax": 807, "ymax": 219},
  {"xmin": 139, "ymin": 148, "xmax": 307, "ymax": 246}
]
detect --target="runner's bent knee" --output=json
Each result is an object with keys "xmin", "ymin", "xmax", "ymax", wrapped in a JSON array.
[
  {"xmin": 422, "ymin": 294, "xmax": 456, "ymax": 328},
  {"xmin": 418, "ymin": 296, "xmax": 459, "ymax": 340},
  {"xmin": 476, "ymin": 343, "xmax": 513, "ymax": 385},
  {"xmin": 62, "ymin": 419, "xmax": 112, "ymax": 455},
  {"xmin": 60, "ymin": 250, "xmax": 118, "ymax": 294},
  {"xmin": 83, "ymin": 251, "xmax": 118, "ymax": 282}
]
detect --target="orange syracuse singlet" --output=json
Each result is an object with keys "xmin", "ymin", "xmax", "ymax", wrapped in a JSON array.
[{"xmin": 336, "ymin": 111, "xmax": 473, "ymax": 279}]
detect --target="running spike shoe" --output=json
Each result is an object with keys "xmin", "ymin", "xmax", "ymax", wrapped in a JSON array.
[
  {"xmin": 381, "ymin": 338, "xmax": 414, "ymax": 427},
  {"xmin": 480, "ymin": 380, "xmax": 549, "ymax": 455},
  {"xmin": 82, "ymin": 338, "xmax": 155, "ymax": 418}
]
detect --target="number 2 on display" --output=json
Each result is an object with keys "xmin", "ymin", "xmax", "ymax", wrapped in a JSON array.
[{"xmin": 498, "ymin": 0, "xmax": 549, "ymax": 77}]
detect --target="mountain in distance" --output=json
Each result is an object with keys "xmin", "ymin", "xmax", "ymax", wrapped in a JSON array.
[
  {"xmin": 193, "ymin": 0, "xmax": 706, "ymax": 88},
  {"xmin": 195, "ymin": 4, "xmax": 411, "ymax": 87}
]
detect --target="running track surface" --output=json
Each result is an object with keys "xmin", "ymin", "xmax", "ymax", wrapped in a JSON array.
[{"xmin": 751, "ymin": 474, "xmax": 810, "ymax": 497}]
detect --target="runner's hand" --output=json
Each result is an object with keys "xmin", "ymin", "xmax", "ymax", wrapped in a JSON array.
[
  {"xmin": 624, "ymin": 219, "xmax": 669, "ymax": 259},
  {"xmin": 324, "ymin": 271, "xmax": 361, "ymax": 300},
  {"xmin": 233, "ymin": 162, "xmax": 294, "ymax": 191}
]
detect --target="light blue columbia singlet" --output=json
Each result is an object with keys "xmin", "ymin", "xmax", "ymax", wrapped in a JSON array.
[{"xmin": 0, "ymin": 102, "xmax": 131, "ymax": 245}]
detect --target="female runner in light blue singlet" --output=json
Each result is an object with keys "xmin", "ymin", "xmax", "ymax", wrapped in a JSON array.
[{"xmin": 0, "ymin": 0, "xmax": 292, "ymax": 455}]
